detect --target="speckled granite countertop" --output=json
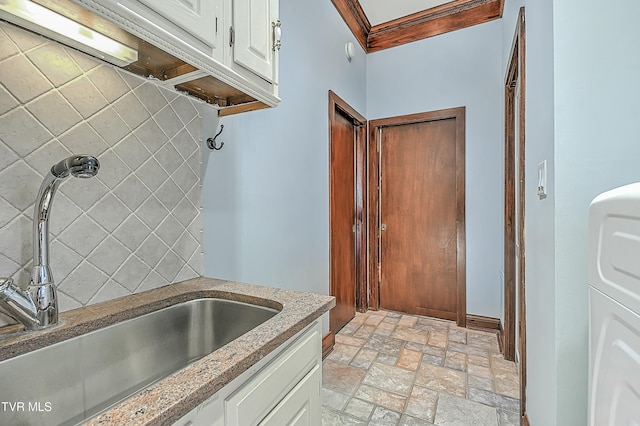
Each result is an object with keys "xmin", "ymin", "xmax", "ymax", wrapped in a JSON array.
[{"xmin": 0, "ymin": 277, "xmax": 335, "ymax": 426}]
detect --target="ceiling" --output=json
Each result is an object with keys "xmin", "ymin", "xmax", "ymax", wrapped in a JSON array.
[
  {"xmin": 331, "ymin": 0, "xmax": 505, "ymax": 53},
  {"xmin": 358, "ymin": 0, "xmax": 454, "ymax": 26}
]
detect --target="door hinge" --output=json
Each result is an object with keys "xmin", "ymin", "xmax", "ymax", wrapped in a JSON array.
[
  {"xmin": 229, "ymin": 26, "xmax": 235, "ymax": 47},
  {"xmin": 380, "ymin": 223, "xmax": 387, "ymax": 231},
  {"xmin": 352, "ymin": 224, "xmax": 357, "ymax": 233}
]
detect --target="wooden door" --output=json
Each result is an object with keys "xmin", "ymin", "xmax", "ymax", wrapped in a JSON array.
[
  {"xmin": 370, "ymin": 108, "xmax": 466, "ymax": 326},
  {"xmin": 504, "ymin": 7, "xmax": 527, "ymax": 420},
  {"xmin": 329, "ymin": 92, "xmax": 366, "ymax": 335}
]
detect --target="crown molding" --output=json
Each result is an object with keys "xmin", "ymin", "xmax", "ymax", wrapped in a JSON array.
[{"xmin": 332, "ymin": 0, "xmax": 504, "ymax": 53}]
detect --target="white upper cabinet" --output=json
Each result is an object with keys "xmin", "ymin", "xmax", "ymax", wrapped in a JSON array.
[
  {"xmin": 68, "ymin": 0, "xmax": 280, "ymax": 114},
  {"xmin": 134, "ymin": 0, "xmax": 224, "ymax": 62},
  {"xmin": 231, "ymin": 0, "xmax": 279, "ymax": 83},
  {"xmin": 112, "ymin": 0, "xmax": 224, "ymax": 63}
]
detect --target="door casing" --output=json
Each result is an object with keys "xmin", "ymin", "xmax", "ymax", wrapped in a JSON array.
[
  {"xmin": 329, "ymin": 90, "xmax": 367, "ymax": 337},
  {"xmin": 503, "ymin": 6, "xmax": 527, "ymax": 421}
]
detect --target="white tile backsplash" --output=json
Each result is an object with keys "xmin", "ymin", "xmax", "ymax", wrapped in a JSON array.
[
  {"xmin": 26, "ymin": 90, "xmax": 82, "ymax": 136},
  {"xmin": 0, "ymin": 107, "xmax": 51, "ymax": 156},
  {"xmin": 0, "ymin": 21, "xmax": 204, "ymax": 327},
  {"xmin": 26, "ymin": 43, "xmax": 83, "ymax": 87},
  {"xmin": 0, "ymin": 54, "xmax": 52, "ymax": 102},
  {"xmin": 86, "ymin": 66, "xmax": 130, "ymax": 103}
]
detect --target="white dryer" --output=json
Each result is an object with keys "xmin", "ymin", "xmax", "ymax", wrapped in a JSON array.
[{"xmin": 589, "ymin": 183, "xmax": 640, "ymax": 426}]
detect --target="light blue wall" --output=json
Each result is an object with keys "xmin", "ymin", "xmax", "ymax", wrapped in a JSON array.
[
  {"xmin": 553, "ymin": 0, "xmax": 640, "ymax": 423},
  {"xmin": 366, "ymin": 21, "xmax": 504, "ymax": 318},
  {"xmin": 502, "ymin": 1, "xmax": 558, "ymax": 424},
  {"xmin": 503, "ymin": 0, "xmax": 640, "ymax": 423},
  {"xmin": 204, "ymin": 1, "xmax": 507, "ymax": 320},
  {"xmin": 202, "ymin": 0, "xmax": 366, "ymax": 304},
  {"xmin": 204, "ymin": 4, "xmax": 640, "ymax": 422}
]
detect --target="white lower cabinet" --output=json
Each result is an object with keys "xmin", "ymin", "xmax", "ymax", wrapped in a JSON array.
[
  {"xmin": 175, "ymin": 321, "xmax": 321, "ymax": 426},
  {"xmin": 258, "ymin": 366, "xmax": 321, "ymax": 426}
]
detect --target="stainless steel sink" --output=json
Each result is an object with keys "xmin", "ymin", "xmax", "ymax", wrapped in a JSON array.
[{"xmin": 0, "ymin": 298, "xmax": 279, "ymax": 426}]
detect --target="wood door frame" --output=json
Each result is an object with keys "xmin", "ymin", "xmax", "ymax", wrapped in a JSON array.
[
  {"xmin": 503, "ymin": 6, "xmax": 527, "ymax": 421},
  {"xmin": 368, "ymin": 107, "xmax": 466, "ymax": 327},
  {"xmin": 329, "ymin": 90, "xmax": 368, "ymax": 319}
]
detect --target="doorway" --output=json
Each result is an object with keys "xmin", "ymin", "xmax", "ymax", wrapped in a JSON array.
[
  {"xmin": 368, "ymin": 108, "xmax": 466, "ymax": 327},
  {"xmin": 329, "ymin": 91, "xmax": 367, "ymax": 339},
  {"xmin": 504, "ymin": 7, "xmax": 527, "ymax": 422}
]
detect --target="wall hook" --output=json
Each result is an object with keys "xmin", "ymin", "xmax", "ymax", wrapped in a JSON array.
[{"xmin": 206, "ymin": 124, "xmax": 225, "ymax": 150}]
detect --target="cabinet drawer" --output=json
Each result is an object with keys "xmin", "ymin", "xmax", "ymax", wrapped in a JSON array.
[{"xmin": 225, "ymin": 324, "xmax": 320, "ymax": 426}]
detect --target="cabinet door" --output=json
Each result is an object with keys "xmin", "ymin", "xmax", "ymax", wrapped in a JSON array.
[
  {"xmin": 119, "ymin": 0, "xmax": 224, "ymax": 61},
  {"xmin": 259, "ymin": 366, "xmax": 321, "ymax": 426},
  {"xmin": 225, "ymin": 324, "xmax": 319, "ymax": 426},
  {"xmin": 232, "ymin": 0, "xmax": 278, "ymax": 83}
]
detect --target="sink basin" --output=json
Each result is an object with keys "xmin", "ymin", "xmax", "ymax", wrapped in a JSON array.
[{"xmin": 0, "ymin": 298, "xmax": 279, "ymax": 426}]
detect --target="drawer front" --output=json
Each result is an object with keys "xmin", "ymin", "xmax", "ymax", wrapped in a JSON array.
[{"xmin": 225, "ymin": 322, "xmax": 320, "ymax": 426}]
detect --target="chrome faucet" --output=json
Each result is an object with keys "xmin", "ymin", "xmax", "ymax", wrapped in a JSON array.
[{"xmin": 0, "ymin": 155, "xmax": 100, "ymax": 331}]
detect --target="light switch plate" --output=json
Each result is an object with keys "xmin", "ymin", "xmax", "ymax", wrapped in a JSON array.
[{"xmin": 537, "ymin": 160, "xmax": 547, "ymax": 199}]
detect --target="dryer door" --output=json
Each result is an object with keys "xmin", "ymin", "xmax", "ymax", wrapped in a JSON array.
[
  {"xmin": 590, "ymin": 287, "xmax": 640, "ymax": 426},
  {"xmin": 589, "ymin": 182, "xmax": 640, "ymax": 314}
]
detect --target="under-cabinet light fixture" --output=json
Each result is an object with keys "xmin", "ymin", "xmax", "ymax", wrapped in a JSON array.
[{"xmin": 0, "ymin": 0, "xmax": 138, "ymax": 66}]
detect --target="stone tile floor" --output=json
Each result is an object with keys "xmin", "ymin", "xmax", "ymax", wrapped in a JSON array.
[{"xmin": 321, "ymin": 310, "xmax": 520, "ymax": 425}]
